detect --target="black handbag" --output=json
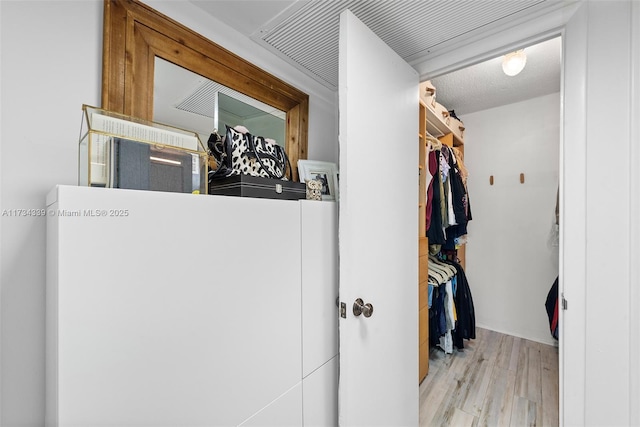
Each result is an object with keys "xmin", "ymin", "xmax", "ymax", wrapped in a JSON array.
[{"xmin": 208, "ymin": 125, "xmax": 291, "ymax": 182}]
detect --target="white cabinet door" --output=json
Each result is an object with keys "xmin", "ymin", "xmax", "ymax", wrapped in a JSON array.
[
  {"xmin": 47, "ymin": 186, "xmax": 301, "ymax": 426},
  {"xmin": 303, "ymin": 356, "xmax": 338, "ymax": 427},
  {"xmin": 338, "ymin": 10, "xmax": 419, "ymax": 426},
  {"xmin": 239, "ymin": 383, "xmax": 303, "ymax": 427},
  {"xmin": 301, "ymin": 200, "xmax": 338, "ymax": 426},
  {"xmin": 301, "ymin": 200, "xmax": 339, "ymax": 377}
]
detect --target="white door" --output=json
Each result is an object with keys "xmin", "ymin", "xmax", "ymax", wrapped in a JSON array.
[{"xmin": 338, "ymin": 10, "xmax": 419, "ymax": 426}]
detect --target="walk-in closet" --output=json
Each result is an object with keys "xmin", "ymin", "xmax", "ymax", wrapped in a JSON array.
[{"xmin": 417, "ymin": 36, "xmax": 561, "ymax": 426}]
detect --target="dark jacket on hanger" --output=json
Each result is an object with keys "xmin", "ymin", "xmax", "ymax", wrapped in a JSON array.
[
  {"xmin": 427, "ymin": 150, "xmax": 446, "ymax": 244},
  {"xmin": 429, "ymin": 285, "xmax": 448, "ymax": 347},
  {"xmin": 444, "ymin": 259, "xmax": 476, "ymax": 349}
]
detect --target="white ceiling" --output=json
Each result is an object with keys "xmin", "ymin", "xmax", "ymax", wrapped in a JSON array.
[
  {"xmin": 187, "ymin": 0, "xmax": 564, "ymax": 116},
  {"xmin": 430, "ymin": 36, "xmax": 561, "ymax": 116}
]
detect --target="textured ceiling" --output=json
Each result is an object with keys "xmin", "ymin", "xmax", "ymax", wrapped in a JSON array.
[{"xmin": 430, "ymin": 36, "xmax": 562, "ymax": 116}]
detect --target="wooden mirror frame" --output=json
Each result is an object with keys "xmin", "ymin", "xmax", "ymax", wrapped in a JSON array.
[{"xmin": 101, "ymin": 0, "xmax": 309, "ymax": 180}]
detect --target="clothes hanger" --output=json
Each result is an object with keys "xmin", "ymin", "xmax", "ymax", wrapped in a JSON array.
[
  {"xmin": 428, "ymin": 256, "xmax": 455, "ymax": 284},
  {"xmin": 427, "ymin": 274, "xmax": 443, "ymax": 287},
  {"xmin": 427, "ymin": 264, "xmax": 446, "ymax": 285},
  {"xmin": 427, "ymin": 259, "xmax": 448, "ymax": 285},
  {"xmin": 433, "ymin": 255, "xmax": 457, "ymax": 280},
  {"xmin": 438, "ymin": 259, "xmax": 458, "ymax": 279}
]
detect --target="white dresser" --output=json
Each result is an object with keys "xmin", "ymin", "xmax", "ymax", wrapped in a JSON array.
[{"xmin": 45, "ymin": 185, "xmax": 337, "ymax": 426}]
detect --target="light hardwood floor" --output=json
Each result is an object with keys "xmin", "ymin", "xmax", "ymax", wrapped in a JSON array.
[{"xmin": 419, "ymin": 327, "xmax": 559, "ymax": 427}]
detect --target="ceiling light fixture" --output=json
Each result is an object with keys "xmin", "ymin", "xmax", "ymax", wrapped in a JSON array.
[{"xmin": 502, "ymin": 50, "xmax": 527, "ymax": 76}]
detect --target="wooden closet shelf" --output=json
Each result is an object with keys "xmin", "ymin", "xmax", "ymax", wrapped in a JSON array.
[
  {"xmin": 420, "ymin": 81, "xmax": 464, "ymax": 147},
  {"xmin": 426, "ymin": 110, "xmax": 463, "ymax": 147}
]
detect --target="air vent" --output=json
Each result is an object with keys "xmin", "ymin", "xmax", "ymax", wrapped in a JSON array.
[
  {"xmin": 257, "ymin": 0, "xmax": 545, "ymax": 88},
  {"xmin": 176, "ymin": 80, "xmax": 286, "ymax": 120}
]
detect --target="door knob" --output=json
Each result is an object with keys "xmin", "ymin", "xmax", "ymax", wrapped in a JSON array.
[{"xmin": 353, "ymin": 298, "xmax": 374, "ymax": 318}]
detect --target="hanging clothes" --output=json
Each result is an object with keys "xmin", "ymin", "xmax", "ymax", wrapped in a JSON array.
[
  {"xmin": 425, "ymin": 147, "xmax": 438, "ymax": 231},
  {"xmin": 443, "ymin": 147, "xmax": 457, "ymax": 227},
  {"xmin": 428, "ymin": 256, "xmax": 455, "ymax": 352},
  {"xmin": 444, "ymin": 259, "xmax": 476, "ymax": 349},
  {"xmin": 452, "ymin": 147, "xmax": 468, "ymax": 186},
  {"xmin": 545, "ymin": 277, "xmax": 559, "ymax": 340},
  {"xmin": 429, "ymin": 285, "xmax": 447, "ymax": 347},
  {"xmin": 442, "ymin": 145, "xmax": 472, "ymax": 251},
  {"xmin": 427, "ymin": 149, "xmax": 446, "ymax": 246},
  {"xmin": 427, "ymin": 255, "xmax": 475, "ymax": 353},
  {"xmin": 426, "ymin": 144, "xmax": 472, "ymax": 251},
  {"xmin": 425, "ymin": 140, "xmax": 475, "ymax": 352}
]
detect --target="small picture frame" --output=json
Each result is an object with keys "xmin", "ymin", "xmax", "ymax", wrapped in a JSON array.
[{"xmin": 298, "ymin": 160, "xmax": 339, "ymax": 201}]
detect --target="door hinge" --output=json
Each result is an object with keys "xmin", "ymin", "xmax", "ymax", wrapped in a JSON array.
[{"xmin": 561, "ymin": 294, "xmax": 568, "ymax": 310}]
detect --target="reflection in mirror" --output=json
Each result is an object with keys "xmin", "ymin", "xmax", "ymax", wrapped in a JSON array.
[
  {"xmin": 153, "ymin": 57, "xmax": 286, "ymax": 147},
  {"xmin": 102, "ymin": 0, "xmax": 308, "ymax": 181}
]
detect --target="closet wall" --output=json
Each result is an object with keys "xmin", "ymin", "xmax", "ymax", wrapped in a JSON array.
[{"xmin": 463, "ymin": 92, "xmax": 560, "ymax": 345}]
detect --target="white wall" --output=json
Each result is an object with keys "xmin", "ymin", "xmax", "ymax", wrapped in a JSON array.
[
  {"xmin": 630, "ymin": 3, "xmax": 640, "ymax": 424},
  {"xmin": 562, "ymin": 2, "xmax": 636, "ymax": 424},
  {"xmin": 1, "ymin": 3, "xmax": 103, "ymax": 425},
  {"xmin": 462, "ymin": 93, "xmax": 560, "ymax": 346},
  {"xmin": 0, "ymin": 2, "xmax": 338, "ymax": 425}
]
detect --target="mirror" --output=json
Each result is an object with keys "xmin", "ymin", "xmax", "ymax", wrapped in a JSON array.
[
  {"xmin": 101, "ymin": 0, "xmax": 308, "ymax": 180},
  {"xmin": 153, "ymin": 57, "xmax": 286, "ymax": 149}
]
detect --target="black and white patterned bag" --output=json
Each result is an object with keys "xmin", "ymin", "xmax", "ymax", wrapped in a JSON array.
[{"xmin": 208, "ymin": 125, "xmax": 291, "ymax": 182}]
